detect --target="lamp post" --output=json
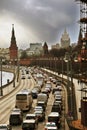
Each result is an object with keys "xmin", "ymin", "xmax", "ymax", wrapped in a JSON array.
[
  {"xmin": 17, "ymin": 58, "xmax": 20, "ymax": 82},
  {"xmin": 64, "ymin": 52, "xmax": 73, "ymax": 116},
  {"xmin": 60, "ymin": 57, "xmax": 64, "ymax": 83},
  {"xmin": 13, "ymin": 58, "xmax": 16, "ymax": 87},
  {"xmin": 0, "ymin": 56, "xmax": 5, "ymax": 96},
  {"xmin": 0, "ymin": 58, "xmax": 3, "ymax": 96}
]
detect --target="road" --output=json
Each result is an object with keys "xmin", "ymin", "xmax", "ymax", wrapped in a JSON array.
[
  {"xmin": 0, "ymin": 70, "xmax": 35, "ymax": 124},
  {"xmin": 0, "ymin": 67, "xmax": 68, "ymax": 130}
]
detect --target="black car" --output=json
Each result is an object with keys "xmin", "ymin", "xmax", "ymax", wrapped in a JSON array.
[
  {"xmin": 22, "ymin": 119, "xmax": 37, "ymax": 130},
  {"xmin": 9, "ymin": 111, "xmax": 23, "ymax": 125},
  {"xmin": 51, "ymin": 103, "xmax": 61, "ymax": 114},
  {"xmin": 31, "ymin": 89, "xmax": 39, "ymax": 98},
  {"xmin": 34, "ymin": 110, "xmax": 45, "ymax": 121}
]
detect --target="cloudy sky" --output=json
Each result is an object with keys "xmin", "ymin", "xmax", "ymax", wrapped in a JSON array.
[{"xmin": 0, "ymin": 0, "xmax": 80, "ymax": 49}]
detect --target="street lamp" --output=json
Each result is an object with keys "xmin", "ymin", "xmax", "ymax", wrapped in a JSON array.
[
  {"xmin": 64, "ymin": 52, "xmax": 73, "ymax": 116},
  {"xmin": 17, "ymin": 58, "xmax": 20, "ymax": 82},
  {"xmin": 0, "ymin": 56, "xmax": 5, "ymax": 96},
  {"xmin": 0, "ymin": 58, "xmax": 3, "ymax": 96},
  {"xmin": 13, "ymin": 59, "xmax": 15, "ymax": 87}
]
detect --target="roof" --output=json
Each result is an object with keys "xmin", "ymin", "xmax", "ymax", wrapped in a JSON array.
[
  {"xmin": 26, "ymin": 114, "xmax": 36, "ymax": 117},
  {"xmin": 47, "ymin": 127, "xmax": 57, "ymax": 130},
  {"xmin": 48, "ymin": 112, "xmax": 59, "ymax": 117},
  {"xmin": 0, "ymin": 124, "xmax": 8, "ymax": 127},
  {"xmin": 23, "ymin": 119, "xmax": 35, "ymax": 123}
]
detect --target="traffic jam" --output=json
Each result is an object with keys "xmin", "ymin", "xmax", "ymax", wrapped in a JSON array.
[{"xmin": 0, "ymin": 67, "xmax": 65, "ymax": 130}]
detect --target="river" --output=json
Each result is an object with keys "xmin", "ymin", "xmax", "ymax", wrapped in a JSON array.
[{"xmin": 0, "ymin": 71, "xmax": 14, "ymax": 87}]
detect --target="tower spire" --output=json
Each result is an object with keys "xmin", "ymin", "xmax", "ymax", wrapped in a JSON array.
[{"xmin": 11, "ymin": 24, "xmax": 16, "ymax": 45}]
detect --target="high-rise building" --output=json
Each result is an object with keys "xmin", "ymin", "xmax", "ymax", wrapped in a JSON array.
[{"xmin": 60, "ymin": 29, "xmax": 70, "ymax": 48}]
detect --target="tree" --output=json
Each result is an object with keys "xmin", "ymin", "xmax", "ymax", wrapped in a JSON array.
[{"xmin": 20, "ymin": 51, "xmax": 28, "ymax": 59}]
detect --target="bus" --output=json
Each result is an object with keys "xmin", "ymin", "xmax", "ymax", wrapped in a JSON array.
[{"xmin": 15, "ymin": 89, "xmax": 33, "ymax": 111}]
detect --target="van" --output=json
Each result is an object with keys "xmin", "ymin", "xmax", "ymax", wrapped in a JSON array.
[{"xmin": 37, "ymin": 93, "xmax": 47, "ymax": 105}]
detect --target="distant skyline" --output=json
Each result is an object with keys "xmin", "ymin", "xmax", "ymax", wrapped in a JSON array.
[{"xmin": 0, "ymin": 0, "xmax": 80, "ymax": 49}]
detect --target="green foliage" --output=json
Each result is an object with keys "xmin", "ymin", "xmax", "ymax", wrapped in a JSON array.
[
  {"xmin": 20, "ymin": 51, "xmax": 29, "ymax": 59},
  {"xmin": 49, "ymin": 48, "xmax": 67, "ymax": 57}
]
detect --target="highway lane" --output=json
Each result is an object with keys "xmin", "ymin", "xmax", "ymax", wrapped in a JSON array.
[
  {"xmin": 0, "ymin": 72, "xmax": 35, "ymax": 124},
  {"xmin": 0, "ymin": 67, "xmax": 68, "ymax": 130}
]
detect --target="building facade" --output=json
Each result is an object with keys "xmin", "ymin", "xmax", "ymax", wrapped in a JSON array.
[
  {"xmin": 27, "ymin": 43, "xmax": 43, "ymax": 56},
  {"xmin": 60, "ymin": 29, "xmax": 70, "ymax": 48}
]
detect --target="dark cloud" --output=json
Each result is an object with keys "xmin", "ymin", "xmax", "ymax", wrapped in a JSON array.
[{"xmin": 0, "ymin": 0, "xmax": 80, "ymax": 47}]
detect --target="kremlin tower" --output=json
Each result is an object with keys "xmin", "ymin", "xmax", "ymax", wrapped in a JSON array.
[
  {"xmin": 43, "ymin": 42, "xmax": 49, "ymax": 56},
  {"xmin": 9, "ymin": 24, "xmax": 18, "ymax": 64}
]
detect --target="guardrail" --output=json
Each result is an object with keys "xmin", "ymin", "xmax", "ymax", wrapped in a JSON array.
[{"xmin": 42, "ymin": 68, "xmax": 78, "ymax": 129}]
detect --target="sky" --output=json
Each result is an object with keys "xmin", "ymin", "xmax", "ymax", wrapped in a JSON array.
[{"xmin": 0, "ymin": 0, "xmax": 80, "ymax": 49}]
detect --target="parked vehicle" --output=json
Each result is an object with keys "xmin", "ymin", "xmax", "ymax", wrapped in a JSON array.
[
  {"xmin": 22, "ymin": 119, "xmax": 37, "ymax": 130},
  {"xmin": 15, "ymin": 89, "xmax": 33, "ymax": 111}
]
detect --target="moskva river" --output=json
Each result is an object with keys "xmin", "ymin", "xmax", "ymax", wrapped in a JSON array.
[{"xmin": 0, "ymin": 71, "xmax": 13, "ymax": 87}]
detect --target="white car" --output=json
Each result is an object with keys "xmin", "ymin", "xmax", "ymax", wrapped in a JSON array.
[{"xmin": 45, "ymin": 122, "xmax": 57, "ymax": 130}]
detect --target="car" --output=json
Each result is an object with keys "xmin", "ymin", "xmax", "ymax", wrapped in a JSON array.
[
  {"xmin": 37, "ymin": 101, "xmax": 46, "ymax": 111},
  {"xmin": 45, "ymin": 122, "xmax": 57, "ymax": 130},
  {"xmin": 0, "ymin": 124, "xmax": 12, "ymax": 130},
  {"xmin": 26, "ymin": 113, "xmax": 38, "ymax": 125},
  {"xmin": 21, "ymin": 75, "xmax": 25, "ymax": 79},
  {"xmin": 31, "ymin": 89, "xmax": 39, "ymax": 98},
  {"xmin": 48, "ymin": 112, "xmax": 60, "ymax": 128},
  {"xmin": 54, "ymin": 96, "xmax": 62, "ymax": 102},
  {"xmin": 28, "ymin": 76, "xmax": 31, "ymax": 79},
  {"xmin": 9, "ymin": 111, "xmax": 23, "ymax": 125},
  {"xmin": 54, "ymin": 91, "xmax": 61, "ymax": 97},
  {"xmin": 34, "ymin": 110, "xmax": 45, "ymax": 121},
  {"xmin": 34, "ymin": 106, "xmax": 43, "ymax": 112},
  {"xmin": 41, "ymin": 90, "xmax": 49, "ymax": 98},
  {"xmin": 51, "ymin": 103, "xmax": 61, "ymax": 114},
  {"xmin": 52, "ymin": 87, "xmax": 62, "ymax": 94},
  {"xmin": 22, "ymin": 119, "xmax": 37, "ymax": 130},
  {"xmin": 11, "ymin": 108, "xmax": 23, "ymax": 116},
  {"xmin": 46, "ymin": 127, "xmax": 58, "ymax": 130}
]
